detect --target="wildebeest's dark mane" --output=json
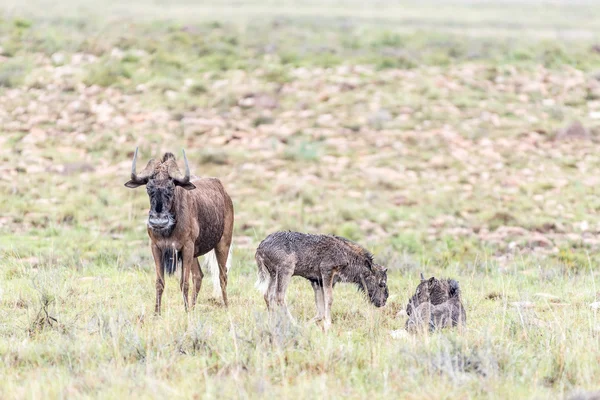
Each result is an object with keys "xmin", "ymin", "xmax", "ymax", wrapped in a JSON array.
[
  {"xmin": 331, "ymin": 234, "xmax": 374, "ymax": 269},
  {"xmin": 276, "ymin": 231, "xmax": 375, "ymax": 269},
  {"xmin": 162, "ymin": 152, "xmax": 176, "ymax": 162}
]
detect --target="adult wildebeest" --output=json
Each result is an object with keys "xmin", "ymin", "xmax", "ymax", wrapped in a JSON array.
[
  {"xmin": 124, "ymin": 148, "xmax": 234, "ymax": 313},
  {"xmin": 255, "ymin": 231, "xmax": 389, "ymax": 330},
  {"xmin": 405, "ymin": 273, "xmax": 466, "ymax": 333}
]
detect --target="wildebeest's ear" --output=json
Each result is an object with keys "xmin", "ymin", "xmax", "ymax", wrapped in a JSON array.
[
  {"xmin": 124, "ymin": 180, "xmax": 145, "ymax": 188},
  {"xmin": 420, "ymin": 272, "xmax": 425, "ymax": 282},
  {"xmin": 175, "ymin": 181, "xmax": 196, "ymax": 190}
]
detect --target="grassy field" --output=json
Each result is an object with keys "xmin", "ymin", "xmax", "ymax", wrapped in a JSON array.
[{"xmin": 2, "ymin": 1, "xmax": 600, "ymax": 398}]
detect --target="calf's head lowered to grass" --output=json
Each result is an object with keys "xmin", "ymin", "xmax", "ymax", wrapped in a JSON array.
[{"xmin": 359, "ymin": 263, "xmax": 389, "ymax": 307}]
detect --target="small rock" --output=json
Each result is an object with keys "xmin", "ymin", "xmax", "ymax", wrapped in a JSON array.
[
  {"xmin": 51, "ymin": 52, "xmax": 66, "ymax": 65},
  {"xmin": 368, "ymin": 109, "xmax": 392, "ymax": 128},
  {"xmin": 556, "ymin": 121, "xmax": 590, "ymax": 140},
  {"xmin": 22, "ymin": 257, "xmax": 40, "ymax": 267},
  {"xmin": 22, "ymin": 128, "xmax": 47, "ymax": 145},
  {"xmin": 110, "ymin": 48, "xmax": 124, "ymax": 59},
  {"xmin": 165, "ymin": 90, "xmax": 177, "ymax": 100},
  {"xmin": 528, "ymin": 233, "xmax": 553, "ymax": 248},
  {"xmin": 590, "ymin": 302, "xmax": 600, "ymax": 310},
  {"xmin": 390, "ymin": 329, "xmax": 410, "ymax": 340}
]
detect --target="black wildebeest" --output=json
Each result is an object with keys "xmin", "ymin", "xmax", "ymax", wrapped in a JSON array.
[
  {"xmin": 255, "ymin": 231, "xmax": 389, "ymax": 330},
  {"xmin": 405, "ymin": 273, "xmax": 466, "ymax": 333},
  {"xmin": 124, "ymin": 148, "xmax": 234, "ymax": 313}
]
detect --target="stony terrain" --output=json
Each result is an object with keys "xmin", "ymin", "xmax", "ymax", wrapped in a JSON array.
[{"xmin": 1, "ymin": 2, "xmax": 600, "ymax": 398}]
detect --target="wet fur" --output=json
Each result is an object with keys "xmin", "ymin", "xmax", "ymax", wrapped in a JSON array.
[
  {"xmin": 406, "ymin": 276, "xmax": 466, "ymax": 333},
  {"xmin": 255, "ymin": 231, "xmax": 388, "ymax": 329}
]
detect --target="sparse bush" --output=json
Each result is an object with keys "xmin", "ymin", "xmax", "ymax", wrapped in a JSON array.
[
  {"xmin": 84, "ymin": 60, "xmax": 132, "ymax": 87},
  {"xmin": 282, "ymin": 139, "xmax": 320, "ymax": 161},
  {"xmin": 0, "ymin": 59, "xmax": 27, "ymax": 87}
]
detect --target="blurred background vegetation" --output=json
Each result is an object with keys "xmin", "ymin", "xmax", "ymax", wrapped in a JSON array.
[{"xmin": 1, "ymin": 1, "xmax": 600, "ymax": 398}]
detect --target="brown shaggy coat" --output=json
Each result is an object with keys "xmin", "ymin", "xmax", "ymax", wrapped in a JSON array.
[{"xmin": 125, "ymin": 150, "xmax": 234, "ymax": 313}]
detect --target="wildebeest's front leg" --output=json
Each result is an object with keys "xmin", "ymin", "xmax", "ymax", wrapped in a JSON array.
[
  {"xmin": 151, "ymin": 244, "xmax": 165, "ymax": 315},
  {"xmin": 309, "ymin": 280, "xmax": 325, "ymax": 323},
  {"xmin": 180, "ymin": 242, "xmax": 195, "ymax": 312}
]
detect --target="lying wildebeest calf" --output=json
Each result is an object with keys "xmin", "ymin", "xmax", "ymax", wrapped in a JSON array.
[
  {"xmin": 255, "ymin": 231, "xmax": 389, "ymax": 329},
  {"xmin": 405, "ymin": 273, "xmax": 466, "ymax": 333},
  {"xmin": 124, "ymin": 148, "xmax": 234, "ymax": 313}
]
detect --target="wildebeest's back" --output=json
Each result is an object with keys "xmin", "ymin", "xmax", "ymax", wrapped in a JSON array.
[
  {"xmin": 256, "ymin": 232, "xmax": 354, "ymax": 280},
  {"xmin": 256, "ymin": 232, "xmax": 318, "ymax": 267},
  {"xmin": 188, "ymin": 177, "xmax": 229, "ymax": 257}
]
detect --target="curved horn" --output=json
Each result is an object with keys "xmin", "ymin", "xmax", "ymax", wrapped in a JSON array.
[
  {"xmin": 181, "ymin": 149, "xmax": 190, "ymax": 183},
  {"xmin": 124, "ymin": 147, "xmax": 156, "ymax": 188},
  {"xmin": 168, "ymin": 149, "xmax": 191, "ymax": 184},
  {"xmin": 130, "ymin": 146, "xmax": 139, "ymax": 180},
  {"xmin": 420, "ymin": 272, "xmax": 425, "ymax": 282}
]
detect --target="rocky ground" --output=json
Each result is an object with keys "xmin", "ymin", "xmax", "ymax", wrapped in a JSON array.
[{"xmin": 2, "ymin": 5, "xmax": 600, "ymax": 398}]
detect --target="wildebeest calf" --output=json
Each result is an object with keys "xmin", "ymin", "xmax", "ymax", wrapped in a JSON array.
[
  {"xmin": 405, "ymin": 274, "xmax": 466, "ymax": 333},
  {"xmin": 255, "ymin": 231, "xmax": 389, "ymax": 330}
]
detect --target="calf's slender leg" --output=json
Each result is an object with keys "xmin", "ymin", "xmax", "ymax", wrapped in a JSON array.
[
  {"xmin": 275, "ymin": 269, "xmax": 295, "ymax": 323},
  {"xmin": 310, "ymin": 280, "xmax": 325, "ymax": 323},
  {"xmin": 151, "ymin": 244, "xmax": 165, "ymax": 315},
  {"xmin": 321, "ymin": 273, "xmax": 335, "ymax": 331},
  {"xmin": 265, "ymin": 272, "xmax": 277, "ymax": 310}
]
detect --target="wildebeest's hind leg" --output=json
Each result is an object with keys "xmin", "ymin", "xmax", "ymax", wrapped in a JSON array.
[
  {"xmin": 190, "ymin": 258, "xmax": 203, "ymax": 310},
  {"xmin": 214, "ymin": 240, "xmax": 231, "ymax": 307},
  {"xmin": 264, "ymin": 271, "xmax": 277, "ymax": 310},
  {"xmin": 214, "ymin": 194, "xmax": 234, "ymax": 307},
  {"xmin": 309, "ymin": 280, "xmax": 325, "ymax": 323},
  {"xmin": 274, "ymin": 268, "xmax": 295, "ymax": 324}
]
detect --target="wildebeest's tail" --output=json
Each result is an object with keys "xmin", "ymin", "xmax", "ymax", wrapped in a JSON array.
[
  {"xmin": 255, "ymin": 252, "xmax": 270, "ymax": 295},
  {"xmin": 201, "ymin": 247, "xmax": 232, "ymax": 298},
  {"xmin": 162, "ymin": 248, "xmax": 178, "ymax": 276},
  {"xmin": 448, "ymin": 279, "xmax": 461, "ymax": 298}
]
